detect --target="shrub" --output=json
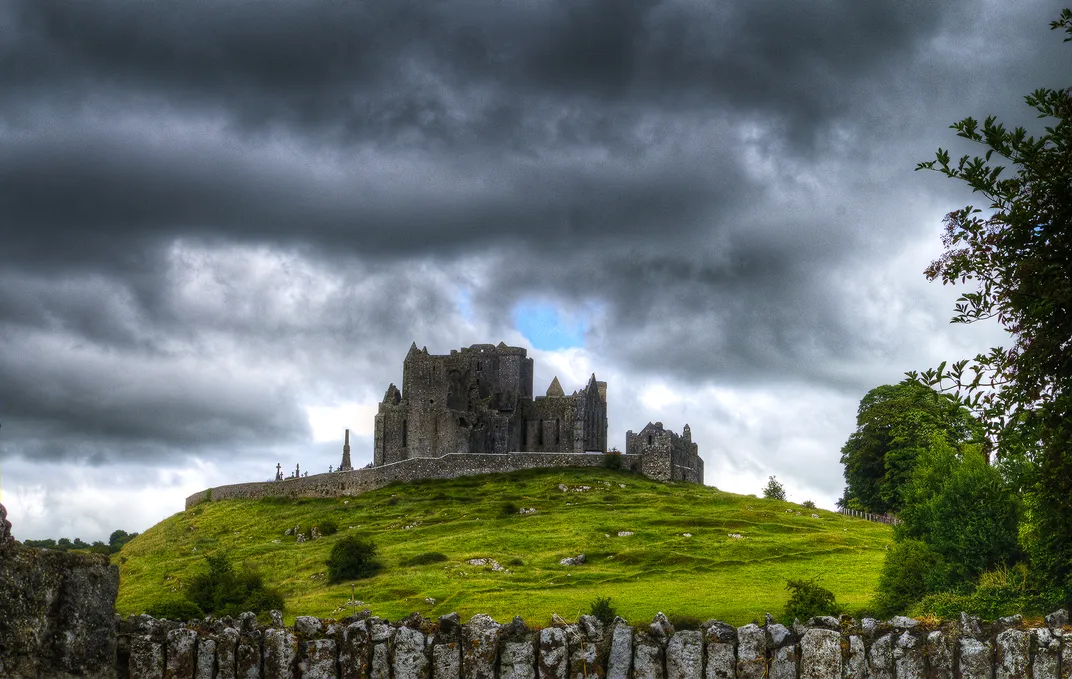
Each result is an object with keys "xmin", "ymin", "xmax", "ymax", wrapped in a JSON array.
[
  {"xmin": 327, "ymin": 535, "xmax": 380, "ymax": 583},
  {"xmin": 588, "ymin": 596, "xmax": 617, "ymax": 625},
  {"xmin": 763, "ymin": 476, "xmax": 786, "ymax": 501},
  {"xmin": 802, "ymin": 500, "xmax": 816, "ymax": 509},
  {"xmin": 507, "ymin": 557, "xmax": 524, "ymax": 566},
  {"xmin": 873, "ymin": 539, "xmax": 946, "ymax": 616},
  {"xmin": 501, "ymin": 502, "xmax": 518, "ymax": 517},
  {"xmin": 603, "ymin": 452, "xmax": 623, "ymax": 470},
  {"xmin": 784, "ymin": 578, "xmax": 839, "ymax": 622},
  {"xmin": 146, "ymin": 598, "xmax": 205, "ymax": 622},
  {"xmin": 317, "ymin": 520, "xmax": 338, "ymax": 536},
  {"xmin": 184, "ymin": 552, "xmax": 284, "ymax": 617},
  {"xmin": 402, "ymin": 552, "xmax": 448, "ymax": 566}
]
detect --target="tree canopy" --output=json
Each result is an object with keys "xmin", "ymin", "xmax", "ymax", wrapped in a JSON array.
[
  {"xmin": 912, "ymin": 9, "xmax": 1072, "ymax": 600},
  {"xmin": 839, "ymin": 380, "xmax": 982, "ymax": 515}
]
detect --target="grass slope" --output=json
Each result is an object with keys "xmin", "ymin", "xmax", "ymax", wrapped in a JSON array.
[{"xmin": 116, "ymin": 467, "xmax": 892, "ymax": 626}]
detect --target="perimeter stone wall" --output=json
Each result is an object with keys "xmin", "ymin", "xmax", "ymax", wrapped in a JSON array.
[
  {"xmin": 117, "ymin": 609, "xmax": 1072, "ymax": 679},
  {"xmin": 186, "ymin": 453, "xmax": 644, "ymax": 509}
]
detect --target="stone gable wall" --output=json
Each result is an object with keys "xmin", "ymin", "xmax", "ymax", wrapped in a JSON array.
[
  {"xmin": 186, "ymin": 452, "xmax": 646, "ymax": 509},
  {"xmin": 116, "ymin": 609, "xmax": 1072, "ymax": 679}
]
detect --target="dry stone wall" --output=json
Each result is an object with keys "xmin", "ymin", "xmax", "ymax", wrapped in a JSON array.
[
  {"xmin": 0, "ymin": 502, "xmax": 120, "ymax": 679},
  {"xmin": 117, "ymin": 609, "xmax": 1072, "ymax": 679},
  {"xmin": 186, "ymin": 453, "xmax": 644, "ymax": 509}
]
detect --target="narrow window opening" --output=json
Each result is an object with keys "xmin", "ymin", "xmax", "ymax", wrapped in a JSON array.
[{"xmin": 648, "ymin": 434, "xmax": 653, "ymax": 445}]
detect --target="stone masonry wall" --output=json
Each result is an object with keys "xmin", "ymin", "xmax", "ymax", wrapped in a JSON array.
[
  {"xmin": 117, "ymin": 608, "xmax": 1072, "ymax": 679},
  {"xmin": 186, "ymin": 453, "xmax": 644, "ymax": 510},
  {"xmin": 0, "ymin": 503, "xmax": 120, "ymax": 679}
]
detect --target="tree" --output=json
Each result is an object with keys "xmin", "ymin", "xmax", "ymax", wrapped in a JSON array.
[
  {"xmin": 326, "ymin": 535, "xmax": 380, "ymax": 583},
  {"xmin": 839, "ymin": 380, "xmax": 982, "ymax": 514},
  {"xmin": 184, "ymin": 552, "xmax": 284, "ymax": 616},
  {"xmin": 912, "ymin": 9, "xmax": 1072, "ymax": 600},
  {"xmin": 762, "ymin": 476, "xmax": 786, "ymax": 501}
]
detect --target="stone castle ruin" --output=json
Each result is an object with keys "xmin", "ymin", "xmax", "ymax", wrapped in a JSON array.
[
  {"xmin": 186, "ymin": 342, "xmax": 703, "ymax": 508},
  {"xmin": 373, "ymin": 342, "xmax": 608, "ymax": 464}
]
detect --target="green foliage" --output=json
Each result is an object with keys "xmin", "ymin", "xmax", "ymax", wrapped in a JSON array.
[
  {"xmin": 897, "ymin": 445, "xmax": 1020, "ymax": 583},
  {"xmin": 839, "ymin": 381, "xmax": 982, "ymax": 515},
  {"xmin": 145, "ymin": 598, "xmax": 205, "ymax": 621},
  {"xmin": 327, "ymin": 535, "xmax": 380, "ymax": 583},
  {"xmin": 25, "ymin": 530, "xmax": 138, "ymax": 554},
  {"xmin": 184, "ymin": 552, "xmax": 284, "ymax": 617},
  {"xmin": 762, "ymin": 476, "xmax": 786, "ymax": 501},
  {"xmin": 501, "ymin": 502, "xmax": 518, "ymax": 517},
  {"xmin": 873, "ymin": 539, "xmax": 946, "ymax": 616},
  {"xmin": 911, "ymin": 10, "xmax": 1072, "ymax": 598},
  {"xmin": 912, "ymin": 564, "xmax": 1050, "ymax": 620},
  {"xmin": 784, "ymin": 578, "xmax": 839, "ymax": 622},
  {"xmin": 588, "ymin": 595, "xmax": 618, "ymax": 625},
  {"xmin": 316, "ymin": 520, "xmax": 338, "ymax": 537},
  {"xmin": 110, "ymin": 529, "xmax": 139, "ymax": 551},
  {"xmin": 602, "ymin": 452, "xmax": 623, "ymax": 470},
  {"xmin": 402, "ymin": 552, "xmax": 448, "ymax": 566},
  {"xmin": 801, "ymin": 500, "xmax": 816, "ymax": 509}
]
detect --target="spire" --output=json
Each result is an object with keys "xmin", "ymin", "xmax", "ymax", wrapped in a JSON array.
[
  {"xmin": 406, "ymin": 341, "xmax": 420, "ymax": 360},
  {"xmin": 546, "ymin": 376, "xmax": 565, "ymax": 397},
  {"xmin": 339, "ymin": 428, "xmax": 353, "ymax": 471}
]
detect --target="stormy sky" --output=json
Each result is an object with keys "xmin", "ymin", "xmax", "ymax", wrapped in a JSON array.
[{"xmin": 1, "ymin": 0, "xmax": 1066, "ymax": 540}]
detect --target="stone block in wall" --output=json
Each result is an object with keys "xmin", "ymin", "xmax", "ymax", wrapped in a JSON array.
[
  {"xmin": 130, "ymin": 637, "xmax": 165, "ymax": 679},
  {"xmin": 995, "ymin": 628, "xmax": 1030, "ymax": 679},
  {"xmin": 631, "ymin": 632, "xmax": 665, "ymax": 679},
  {"xmin": 893, "ymin": 631, "xmax": 923, "ymax": 679},
  {"xmin": 394, "ymin": 626, "xmax": 430, "ymax": 679},
  {"xmin": 341, "ymin": 620, "xmax": 372, "ymax": 679},
  {"xmin": 924, "ymin": 630, "xmax": 953, "ymax": 679},
  {"xmin": 735, "ymin": 624, "xmax": 768, "ymax": 679},
  {"xmin": 843, "ymin": 635, "xmax": 866, "ymax": 679},
  {"xmin": 798, "ymin": 628, "xmax": 841, "ymax": 679},
  {"xmin": 371, "ymin": 641, "xmax": 391, "ymax": 679},
  {"xmin": 539, "ymin": 626, "xmax": 569, "ymax": 679},
  {"xmin": 263, "ymin": 628, "xmax": 298, "ymax": 679},
  {"xmin": 463, "ymin": 614, "xmax": 501, "ymax": 679},
  {"xmin": 566, "ymin": 621, "xmax": 604, "ymax": 679},
  {"xmin": 769, "ymin": 644, "xmax": 798, "ymax": 679},
  {"xmin": 434, "ymin": 641, "xmax": 462, "ymax": 679},
  {"xmin": 958, "ymin": 638, "xmax": 993, "ymax": 679},
  {"xmin": 1060, "ymin": 630, "xmax": 1072, "ymax": 679},
  {"xmin": 217, "ymin": 628, "xmax": 240, "ymax": 679},
  {"xmin": 237, "ymin": 640, "xmax": 262, "ymax": 679},
  {"xmin": 1033, "ymin": 628, "xmax": 1060, "ymax": 679},
  {"xmin": 501, "ymin": 637, "xmax": 537, "ymax": 679},
  {"xmin": 665, "ymin": 631, "xmax": 703, "ymax": 679},
  {"xmin": 868, "ymin": 634, "xmax": 893, "ymax": 679},
  {"xmin": 166, "ymin": 628, "xmax": 199, "ymax": 679},
  {"xmin": 300, "ymin": 639, "xmax": 339, "ymax": 679},
  {"xmin": 196, "ymin": 638, "xmax": 217, "ymax": 679},
  {"xmin": 607, "ymin": 622, "xmax": 633, "ymax": 679},
  {"xmin": 700, "ymin": 621, "xmax": 735, "ymax": 679}
]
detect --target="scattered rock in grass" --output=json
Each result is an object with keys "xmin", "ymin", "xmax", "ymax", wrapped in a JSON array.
[
  {"xmin": 617, "ymin": 531, "xmax": 634, "ymax": 537},
  {"xmin": 425, "ymin": 597, "xmax": 436, "ymax": 605},
  {"xmin": 810, "ymin": 514, "xmax": 820, "ymax": 519},
  {"xmin": 728, "ymin": 533, "xmax": 743, "ymax": 539},
  {"xmin": 466, "ymin": 558, "xmax": 507, "ymax": 572},
  {"xmin": 681, "ymin": 533, "xmax": 692, "ymax": 537},
  {"xmin": 284, "ymin": 527, "xmax": 294, "ymax": 536},
  {"xmin": 560, "ymin": 554, "xmax": 586, "ymax": 566},
  {"xmin": 344, "ymin": 500, "xmax": 350, "ymax": 504},
  {"xmin": 296, "ymin": 533, "xmax": 307, "ymax": 543},
  {"xmin": 619, "ymin": 484, "xmax": 626, "ymax": 488},
  {"xmin": 558, "ymin": 484, "xmax": 591, "ymax": 493},
  {"xmin": 271, "ymin": 540, "xmax": 281, "ymax": 544},
  {"xmin": 311, "ymin": 526, "xmax": 322, "ymax": 540},
  {"xmin": 519, "ymin": 507, "xmax": 537, "ymax": 514}
]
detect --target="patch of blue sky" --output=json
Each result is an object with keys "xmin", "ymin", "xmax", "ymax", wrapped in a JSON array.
[
  {"xmin": 456, "ymin": 288, "xmax": 474, "ymax": 323},
  {"xmin": 513, "ymin": 300, "xmax": 587, "ymax": 351}
]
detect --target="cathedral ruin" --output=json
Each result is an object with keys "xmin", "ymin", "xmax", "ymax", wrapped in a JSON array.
[{"xmin": 373, "ymin": 342, "xmax": 608, "ymax": 464}]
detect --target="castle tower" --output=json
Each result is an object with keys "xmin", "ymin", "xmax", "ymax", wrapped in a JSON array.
[{"xmin": 339, "ymin": 428, "xmax": 353, "ymax": 471}]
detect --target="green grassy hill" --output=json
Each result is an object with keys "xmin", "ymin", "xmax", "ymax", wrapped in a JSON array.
[{"xmin": 116, "ymin": 467, "xmax": 892, "ymax": 626}]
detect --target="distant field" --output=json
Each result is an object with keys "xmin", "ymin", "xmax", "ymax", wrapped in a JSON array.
[{"xmin": 115, "ymin": 467, "xmax": 892, "ymax": 626}]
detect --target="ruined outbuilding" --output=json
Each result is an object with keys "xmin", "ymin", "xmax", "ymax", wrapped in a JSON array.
[
  {"xmin": 373, "ymin": 342, "xmax": 608, "ymax": 465},
  {"xmin": 626, "ymin": 421, "xmax": 704, "ymax": 483}
]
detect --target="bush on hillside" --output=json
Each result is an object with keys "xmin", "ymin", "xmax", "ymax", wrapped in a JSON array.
[
  {"xmin": 184, "ymin": 552, "xmax": 284, "ymax": 617},
  {"xmin": 603, "ymin": 452, "xmax": 623, "ymax": 470},
  {"xmin": 784, "ymin": 578, "xmax": 839, "ymax": 622},
  {"xmin": 501, "ymin": 502, "xmax": 518, "ymax": 517},
  {"xmin": 763, "ymin": 476, "xmax": 786, "ymax": 501},
  {"xmin": 588, "ymin": 596, "xmax": 618, "ymax": 625},
  {"xmin": 872, "ymin": 539, "xmax": 946, "ymax": 616},
  {"xmin": 327, "ymin": 535, "xmax": 380, "ymax": 583},
  {"xmin": 801, "ymin": 500, "xmax": 816, "ymax": 509},
  {"xmin": 316, "ymin": 519, "xmax": 338, "ymax": 536}
]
